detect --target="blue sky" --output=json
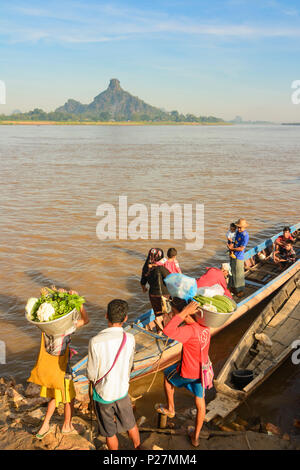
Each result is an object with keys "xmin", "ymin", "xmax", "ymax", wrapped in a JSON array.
[{"xmin": 0, "ymin": 0, "xmax": 300, "ymax": 121}]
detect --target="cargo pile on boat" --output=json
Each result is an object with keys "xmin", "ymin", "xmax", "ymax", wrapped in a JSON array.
[{"xmin": 193, "ymin": 294, "xmax": 236, "ymax": 313}]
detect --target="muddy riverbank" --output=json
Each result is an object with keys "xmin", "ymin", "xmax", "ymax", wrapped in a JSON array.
[{"xmin": 1, "ymin": 376, "xmax": 299, "ymax": 451}]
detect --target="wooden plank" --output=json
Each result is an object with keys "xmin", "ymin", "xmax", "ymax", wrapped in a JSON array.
[
  {"xmin": 290, "ymin": 304, "xmax": 300, "ymax": 321},
  {"xmin": 255, "ymin": 358, "xmax": 275, "ymax": 373},
  {"xmin": 248, "ymin": 266, "xmax": 278, "ymax": 275},
  {"xmin": 247, "ymin": 351, "xmax": 269, "ymax": 371},
  {"xmin": 272, "ymin": 318, "xmax": 300, "ymax": 346},
  {"xmin": 246, "ymin": 271, "xmax": 273, "ymax": 281},
  {"xmin": 242, "ymin": 346, "xmax": 292, "ymax": 394},
  {"xmin": 205, "ymin": 393, "xmax": 241, "ymax": 422},
  {"xmin": 284, "ymin": 279, "xmax": 296, "ymax": 297},
  {"xmin": 262, "ymin": 326, "xmax": 279, "ymax": 339},
  {"xmin": 214, "ymin": 382, "xmax": 246, "ymax": 400},
  {"xmin": 270, "ymin": 340, "xmax": 285, "ymax": 357},
  {"xmin": 271, "ymin": 288, "xmax": 288, "ymax": 312},
  {"xmin": 268, "ymin": 289, "xmax": 300, "ymax": 328},
  {"xmin": 245, "ymin": 279, "xmax": 265, "ymax": 287}
]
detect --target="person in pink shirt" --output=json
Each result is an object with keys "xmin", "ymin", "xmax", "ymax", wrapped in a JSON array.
[
  {"xmin": 164, "ymin": 248, "xmax": 182, "ymax": 274},
  {"xmin": 156, "ymin": 298, "xmax": 213, "ymax": 447},
  {"xmin": 196, "ymin": 264, "xmax": 233, "ymax": 298}
]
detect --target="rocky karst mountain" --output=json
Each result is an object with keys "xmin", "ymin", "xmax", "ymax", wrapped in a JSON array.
[
  {"xmin": 1, "ymin": 79, "xmax": 224, "ymax": 123},
  {"xmin": 56, "ymin": 78, "xmax": 167, "ymax": 120}
]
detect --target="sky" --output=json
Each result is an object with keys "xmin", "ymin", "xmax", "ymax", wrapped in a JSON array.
[{"xmin": 0, "ymin": 0, "xmax": 300, "ymax": 121}]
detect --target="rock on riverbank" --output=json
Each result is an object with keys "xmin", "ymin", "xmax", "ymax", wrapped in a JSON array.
[{"xmin": 0, "ymin": 377, "xmax": 299, "ymax": 451}]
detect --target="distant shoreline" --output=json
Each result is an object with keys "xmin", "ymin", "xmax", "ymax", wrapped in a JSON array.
[{"xmin": 0, "ymin": 120, "xmax": 232, "ymax": 126}]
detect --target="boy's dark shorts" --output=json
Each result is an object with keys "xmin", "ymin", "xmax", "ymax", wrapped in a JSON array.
[{"xmin": 93, "ymin": 394, "xmax": 136, "ymax": 438}]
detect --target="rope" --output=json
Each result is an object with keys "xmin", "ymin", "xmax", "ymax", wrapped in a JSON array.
[
  {"xmin": 130, "ymin": 335, "xmax": 170, "ymax": 402},
  {"xmin": 88, "ymin": 381, "xmax": 95, "ymax": 444}
]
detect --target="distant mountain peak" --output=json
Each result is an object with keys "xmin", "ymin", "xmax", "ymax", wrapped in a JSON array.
[
  {"xmin": 56, "ymin": 78, "xmax": 162, "ymax": 119},
  {"xmin": 53, "ymin": 78, "xmax": 223, "ymax": 123},
  {"xmin": 108, "ymin": 78, "xmax": 121, "ymax": 91}
]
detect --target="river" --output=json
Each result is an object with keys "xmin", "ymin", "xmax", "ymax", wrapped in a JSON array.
[{"xmin": 0, "ymin": 123, "xmax": 299, "ymax": 434}]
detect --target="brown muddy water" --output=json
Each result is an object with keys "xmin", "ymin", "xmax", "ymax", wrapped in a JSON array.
[{"xmin": 0, "ymin": 124, "xmax": 299, "ymax": 434}]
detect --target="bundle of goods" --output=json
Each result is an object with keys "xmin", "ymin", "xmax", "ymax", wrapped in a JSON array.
[
  {"xmin": 164, "ymin": 273, "xmax": 197, "ymax": 301},
  {"xmin": 25, "ymin": 287, "xmax": 85, "ymax": 335},
  {"xmin": 193, "ymin": 293, "xmax": 237, "ymax": 328},
  {"xmin": 193, "ymin": 294, "xmax": 236, "ymax": 313}
]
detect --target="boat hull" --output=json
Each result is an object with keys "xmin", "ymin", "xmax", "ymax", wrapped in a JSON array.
[{"xmin": 72, "ymin": 224, "xmax": 300, "ymax": 398}]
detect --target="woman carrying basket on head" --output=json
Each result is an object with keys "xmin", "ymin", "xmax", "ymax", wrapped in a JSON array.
[{"xmin": 27, "ymin": 288, "xmax": 89, "ymax": 440}]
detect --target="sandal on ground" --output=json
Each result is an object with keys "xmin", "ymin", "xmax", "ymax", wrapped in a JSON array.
[
  {"xmin": 154, "ymin": 403, "xmax": 175, "ymax": 418},
  {"xmin": 35, "ymin": 427, "xmax": 51, "ymax": 440},
  {"xmin": 61, "ymin": 427, "xmax": 77, "ymax": 435}
]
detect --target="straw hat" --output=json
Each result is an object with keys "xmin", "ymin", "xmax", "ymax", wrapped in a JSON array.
[{"xmin": 235, "ymin": 218, "xmax": 249, "ymax": 228}]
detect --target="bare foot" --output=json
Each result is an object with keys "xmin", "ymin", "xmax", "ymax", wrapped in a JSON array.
[
  {"xmin": 188, "ymin": 427, "xmax": 199, "ymax": 447},
  {"xmin": 187, "ymin": 425, "xmax": 209, "ymax": 446}
]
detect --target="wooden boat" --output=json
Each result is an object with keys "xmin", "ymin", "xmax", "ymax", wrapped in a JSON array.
[
  {"xmin": 205, "ymin": 270, "xmax": 300, "ymax": 423},
  {"xmin": 72, "ymin": 224, "xmax": 300, "ymax": 400}
]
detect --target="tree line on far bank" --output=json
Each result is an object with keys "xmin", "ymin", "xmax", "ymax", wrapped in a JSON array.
[{"xmin": 0, "ymin": 108, "xmax": 224, "ymax": 123}]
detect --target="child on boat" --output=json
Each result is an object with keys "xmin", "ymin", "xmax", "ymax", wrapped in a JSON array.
[
  {"xmin": 275, "ymin": 226, "xmax": 296, "ymax": 251},
  {"xmin": 164, "ymin": 248, "xmax": 182, "ymax": 274},
  {"xmin": 273, "ymin": 241, "xmax": 296, "ymax": 269},
  {"xmin": 226, "ymin": 223, "xmax": 237, "ymax": 259}
]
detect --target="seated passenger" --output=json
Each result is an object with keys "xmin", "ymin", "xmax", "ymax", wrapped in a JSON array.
[
  {"xmin": 273, "ymin": 242, "xmax": 296, "ymax": 269},
  {"xmin": 196, "ymin": 263, "xmax": 233, "ymax": 299},
  {"xmin": 275, "ymin": 227, "xmax": 295, "ymax": 251}
]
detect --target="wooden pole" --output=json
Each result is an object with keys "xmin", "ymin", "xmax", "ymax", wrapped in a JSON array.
[{"xmin": 158, "ymin": 413, "xmax": 168, "ymax": 429}]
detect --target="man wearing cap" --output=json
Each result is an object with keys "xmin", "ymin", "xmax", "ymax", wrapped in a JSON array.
[
  {"xmin": 228, "ymin": 218, "xmax": 249, "ymax": 297},
  {"xmin": 196, "ymin": 264, "xmax": 233, "ymax": 298}
]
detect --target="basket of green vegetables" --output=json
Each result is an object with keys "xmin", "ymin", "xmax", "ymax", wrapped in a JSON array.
[
  {"xmin": 25, "ymin": 287, "xmax": 85, "ymax": 336},
  {"xmin": 193, "ymin": 294, "xmax": 237, "ymax": 328}
]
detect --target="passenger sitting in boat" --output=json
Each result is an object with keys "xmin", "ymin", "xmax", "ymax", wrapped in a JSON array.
[
  {"xmin": 140, "ymin": 248, "xmax": 172, "ymax": 332},
  {"xmin": 196, "ymin": 263, "xmax": 233, "ymax": 298},
  {"xmin": 164, "ymin": 247, "xmax": 182, "ymax": 274},
  {"xmin": 275, "ymin": 226, "xmax": 296, "ymax": 251},
  {"xmin": 273, "ymin": 242, "xmax": 296, "ymax": 269},
  {"xmin": 155, "ymin": 299, "xmax": 213, "ymax": 447}
]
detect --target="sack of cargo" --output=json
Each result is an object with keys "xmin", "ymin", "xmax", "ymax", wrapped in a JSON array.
[
  {"xmin": 196, "ymin": 283, "xmax": 225, "ymax": 297},
  {"xmin": 164, "ymin": 273, "xmax": 197, "ymax": 301}
]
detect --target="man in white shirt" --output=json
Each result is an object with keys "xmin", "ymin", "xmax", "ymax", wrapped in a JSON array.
[{"xmin": 87, "ymin": 299, "xmax": 140, "ymax": 450}]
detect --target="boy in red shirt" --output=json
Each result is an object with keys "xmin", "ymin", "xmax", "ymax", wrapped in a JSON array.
[
  {"xmin": 156, "ymin": 299, "xmax": 213, "ymax": 447},
  {"xmin": 275, "ymin": 227, "xmax": 295, "ymax": 251}
]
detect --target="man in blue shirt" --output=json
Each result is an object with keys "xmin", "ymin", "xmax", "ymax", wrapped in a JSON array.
[{"xmin": 228, "ymin": 218, "xmax": 249, "ymax": 297}]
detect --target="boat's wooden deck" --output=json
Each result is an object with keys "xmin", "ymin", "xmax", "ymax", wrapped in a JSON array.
[{"xmin": 129, "ymin": 326, "xmax": 171, "ymax": 362}]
